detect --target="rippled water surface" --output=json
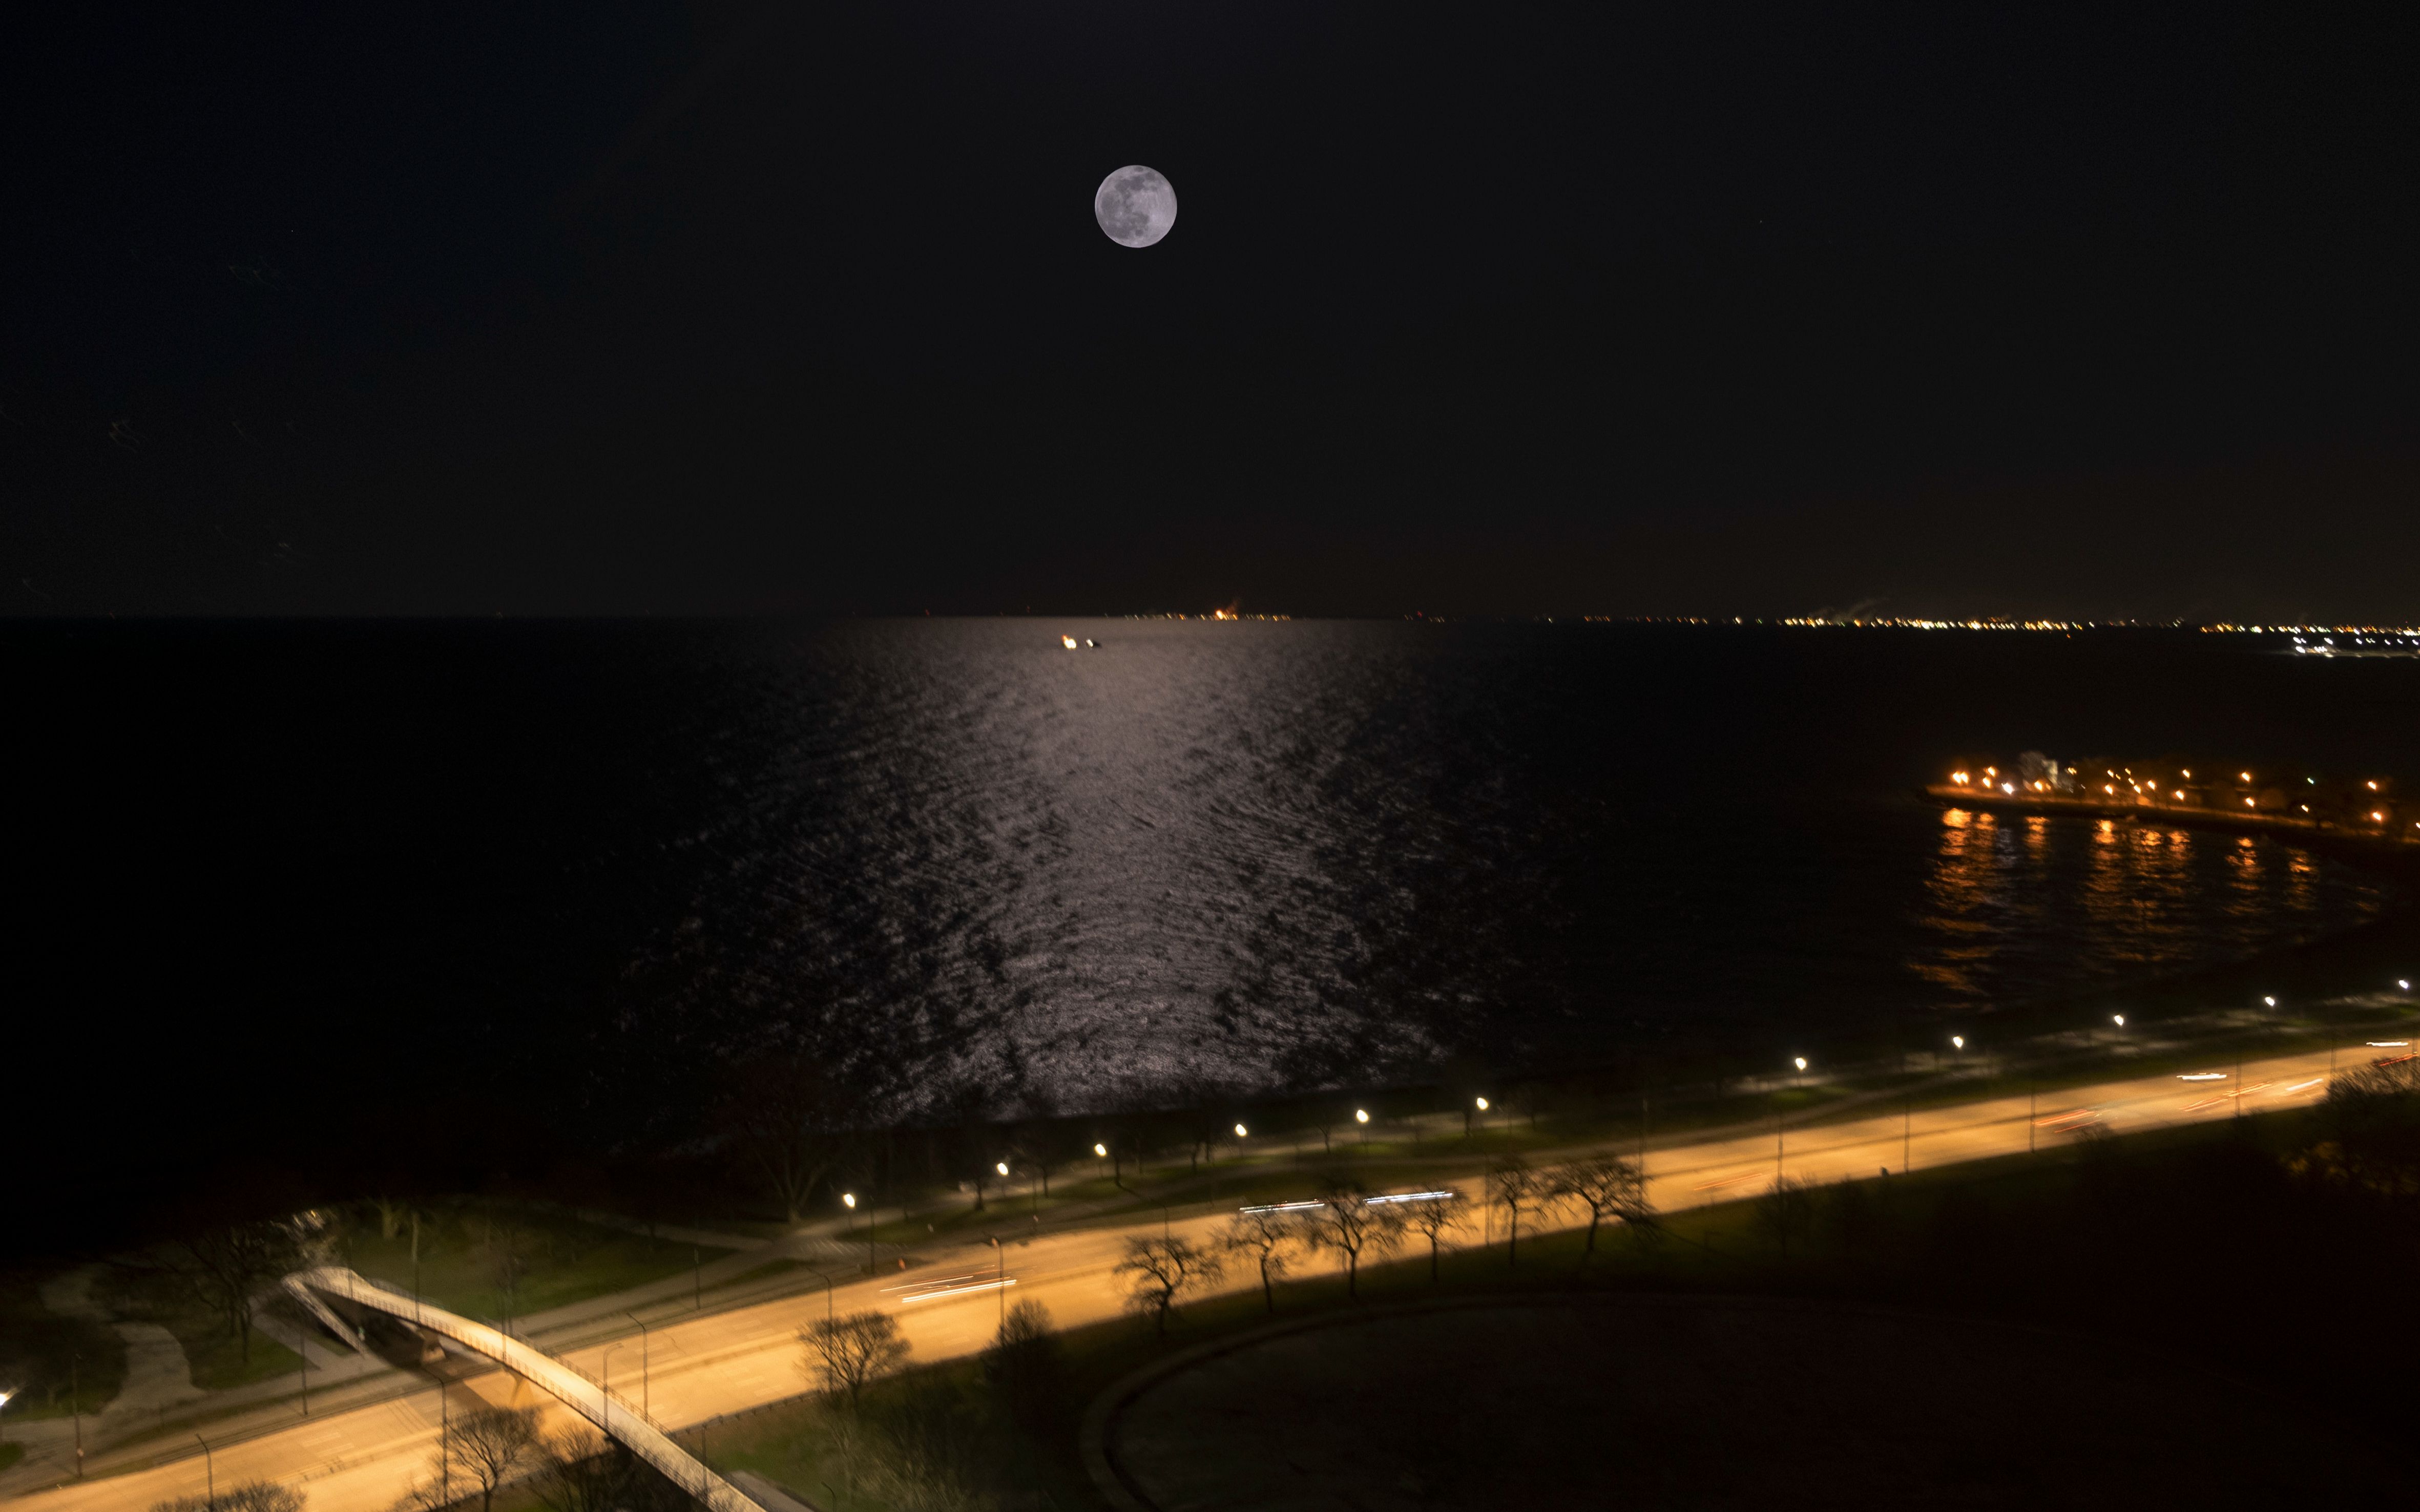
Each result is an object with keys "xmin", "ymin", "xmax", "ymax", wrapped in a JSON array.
[{"xmin": 19, "ymin": 619, "xmax": 2418, "ymax": 1138}]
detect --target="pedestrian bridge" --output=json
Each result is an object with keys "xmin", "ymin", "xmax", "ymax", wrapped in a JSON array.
[{"xmin": 285, "ymin": 1266, "xmax": 769, "ymax": 1512}]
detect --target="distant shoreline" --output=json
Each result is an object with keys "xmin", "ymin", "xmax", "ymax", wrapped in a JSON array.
[{"xmin": 1918, "ymin": 783, "xmax": 2420, "ymax": 862}]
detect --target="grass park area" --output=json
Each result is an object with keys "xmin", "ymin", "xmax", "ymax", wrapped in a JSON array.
[
  {"xmin": 0, "ymin": 1273, "xmax": 124, "ymax": 1421},
  {"xmin": 331, "ymin": 1205, "xmax": 731, "ymax": 1324},
  {"xmin": 680, "ymin": 1091, "xmax": 2420, "ymax": 1510}
]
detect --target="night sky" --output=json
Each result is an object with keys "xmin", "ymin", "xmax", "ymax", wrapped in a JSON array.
[{"xmin": 5, "ymin": 3, "xmax": 2417, "ymax": 619}]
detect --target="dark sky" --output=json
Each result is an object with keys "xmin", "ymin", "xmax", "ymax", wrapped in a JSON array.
[{"xmin": 5, "ymin": 2, "xmax": 2418, "ymax": 619}]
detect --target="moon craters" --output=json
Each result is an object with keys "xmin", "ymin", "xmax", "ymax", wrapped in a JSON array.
[{"xmin": 1095, "ymin": 166, "xmax": 1177, "ymax": 248}]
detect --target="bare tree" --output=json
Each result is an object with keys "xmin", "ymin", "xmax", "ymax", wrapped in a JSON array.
[
  {"xmin": 1301, "ymin": 1182, "xmax": 1406, "ymax": 1300},
  {"xmin": 1400, "ymin": 1191, "xmax": 1470, "ymax": 1281},
  {"xmin": 150, "ymin": 1483, "xmax": 305, "ymax": 1512},
  {"xmin": 1756, "ymin": 1175, "xmax": 1818, "ymax": 1259},
  {"xmin": 980, "ymin": 1300, "xmax": 1068, "ymax": 1429},
  {"xmin": 1217, "ymin": 1209, "xmax": 1306, "ymax": 1312},
  {"xmin": 801, "ymin": 1310, "xmax": 911, "ymax": 1405},
  {"xmin": 1488, "ymin": 1157, "xmax": 1549, "ymax": 1269},
  {"xmin": 1114, "ymin": 1235, "xmax": 1221, "ymax": 1337},
  {"xmin": 720, "ymin": 1052, "xmax": 861, "ymax": 1224},
  {"xmin": 472, "ymin": 1212, "xmax": 545, "ymax": 1327},
  {"xmin": 1550, "ymin": 1155, "xmax": 1651, "ymax": 1259},
  {"xmin": 152, "ymin": 1219, "xmax": 304, "ymax": 1367},
  {"xmin": 443, "ymin": 1405, "xmax": 541, "ymax": 1512}
]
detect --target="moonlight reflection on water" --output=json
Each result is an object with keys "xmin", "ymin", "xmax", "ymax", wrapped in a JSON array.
[{"xmin": 615, "ymin": 620, "xmax": 2394, "ymax": 1115}]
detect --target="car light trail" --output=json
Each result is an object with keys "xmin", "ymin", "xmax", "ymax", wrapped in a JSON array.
[
  {"xmin": 881, "ymin": 1275, "xmax": 983, "ymax": 1293},
  {"xmin": 2178, "ymin": 1073, "xmax": 2228, "ymax": 1081},
  {"xmin": 902, "ymin": 1279, "xmax": 1017, "ymax": 1304},
  {"xmin": 1364, "ymin": 1190, "xmax": 1457, "ymax": 1206}
]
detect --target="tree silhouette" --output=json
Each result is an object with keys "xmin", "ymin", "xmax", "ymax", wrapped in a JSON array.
[
  {"xmin": 1217, "ymin": 1208, "xmax": 1307, "ymax": 1312},
  {"xmin": 1488, "ymin": 1158, "xmax": 1549, "ymax": 1269},
  {"xmin": 1550, "ymin": 1155, "xmax": 1651, "ymax": 1259},
  {"xmin": 1399, "ymin": 1191, "xmax": 1471, "ymax": 1281},
  {"xmin": 1114, "ymin": 1235, "xmax": 1220, "ymax": 1337},
  {"xmin": 1302, "ymin": 1181, "xmax": 1406, "ymax": 1300},
  {"xmin": 799, "ymin": 1310, "xmax": 911, "ymax": 1406}
]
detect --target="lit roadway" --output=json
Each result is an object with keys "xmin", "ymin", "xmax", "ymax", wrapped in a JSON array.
[{"xmin": 6, "ymin": 1043, "xmax": 2364, "ymax": 1512}]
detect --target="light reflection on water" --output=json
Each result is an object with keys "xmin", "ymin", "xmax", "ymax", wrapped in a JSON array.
[
  {"xmin": 1909, "ymin": 807, "xmax": 2382, "ymax": 1003},
  {"xmin": 619, "ymin": 621, "xmax": 2402, "ymax": 1112}
]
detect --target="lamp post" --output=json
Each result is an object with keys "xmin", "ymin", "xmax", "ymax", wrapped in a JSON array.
[
  {"xmin": 802, "ymin": 1265, "xmax": 836, "ymax": 1322},
  {"xmin": 625, "ymin": 1312, "xmax": 650, "ymax": 1418},
  {"xmin": 600, "ymin": 1342, "xmax": 624, "ymax": 1431},
  {"xmin": 845, "ymin": 1191, "xmax": 869, "ymax": 1271},
  {"xmin": 196, "ymin": 1433, "xmax": 213, "ymax": 1508},
  {"xmin": 1355, "ymin": 1107, "xmax": 1369, "ymax": 1150},
  {"xmin": 0, "ymin": 1391, "xmax": 10, "ymax": 1454}
]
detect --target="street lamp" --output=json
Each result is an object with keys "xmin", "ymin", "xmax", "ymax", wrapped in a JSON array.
[
  {"xmin": 2113, "ymin": 1014, "xmax": 2125, "ymax": 1027},
  {"xmin": 1951, "ymin": 1036, "xmax": 1965, "ymax": 1052},
  {"xmin": 624, "ymin": 1312, "xmax": 650, "ymax": 1418},
  {"xmin": 600, "ymin": 1342, "xmax": 623, "ymax": 1427},
  {"xmin": 1233, "ymin": 1122, "xmax": 1248, "ymax": 1138},
  {"xmin": 1094, "ymin": 1143, "xmax": 1108, "ymax": 1157},
  {"xmin": 1354, "ymin": 1108, "xmax": 1369, "ymax": 1123},
  {"xmin": 844, "ymin": 1192, "xmax": 870, "ymax": 1271},
  {"xmin": 1475, "ymin": 1096, "xmax": 1489, "ymax": 1111},
  {"xmin": 1792, "ymin": 1057, "xmax": 1807, "ymax": 1073},
  {"xmin": 0, "ymin": 1390, "xmax": 11, "ymax": 1451},
  {"xmin": 2400, "ymin": 980, "xmax": 2411, "ymax": 992},
  {"xmin": 2263, "ymin": 995, "xmax": 2278, "ymax": 1007}
]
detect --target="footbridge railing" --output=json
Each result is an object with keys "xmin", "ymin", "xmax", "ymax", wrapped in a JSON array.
[{"xmin": 287, "ymin": 1266, "xmax": 768, "ymax": 1512}]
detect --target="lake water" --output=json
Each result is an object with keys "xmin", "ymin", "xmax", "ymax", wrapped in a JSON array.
[{"xmin": 14, "ymin": 618, "xmax": 2416, "ymax": 1221}]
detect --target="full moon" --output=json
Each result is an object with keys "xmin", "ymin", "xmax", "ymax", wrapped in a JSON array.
[{"xmin": 1094, "ymin": 165, "xmax": 1177, "ymax": 248}]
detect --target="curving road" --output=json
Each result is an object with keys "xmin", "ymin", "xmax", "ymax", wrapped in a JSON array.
[{"xmin": 2, "ymin": 1041, "xmax": 2360, "ymax": 1512}]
